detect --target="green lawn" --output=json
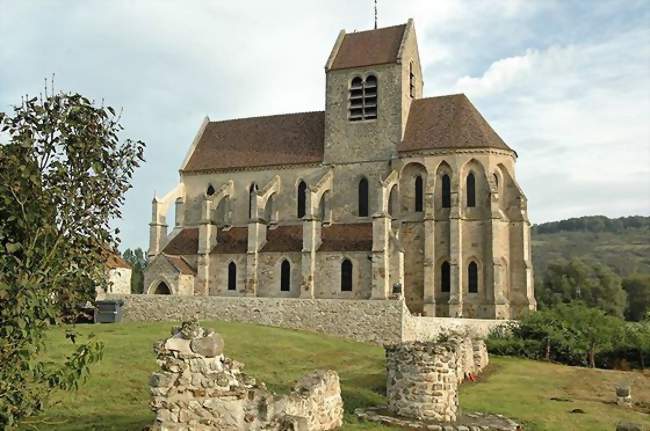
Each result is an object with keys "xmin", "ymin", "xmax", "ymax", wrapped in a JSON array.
[{"xmin": 18, "ymin": 321, "xmax": 650, "ymax": 431}]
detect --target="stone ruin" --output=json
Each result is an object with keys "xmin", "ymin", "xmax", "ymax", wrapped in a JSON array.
[
  {"xmin": 356, "ymin": 331, "xmax": 521, "ymax": 431},
  {"xmin": 148, "ymin": 319, "xmax": 343, "ymax": 431}
]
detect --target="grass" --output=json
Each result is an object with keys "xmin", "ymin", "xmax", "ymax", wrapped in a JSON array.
[{"xmin": 18, "ymin": 321, "xmax": 650, "ymax": 431}]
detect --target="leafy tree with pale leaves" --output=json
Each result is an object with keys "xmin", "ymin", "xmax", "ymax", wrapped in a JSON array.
[{"xmin": 0, "ymin": 85, "xmax": 144, "ymax": 427}]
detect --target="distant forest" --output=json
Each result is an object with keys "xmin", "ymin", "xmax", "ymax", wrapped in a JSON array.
[{"xmin": 532, "ymin": 215, "xmax": 650, "ymax": 278}]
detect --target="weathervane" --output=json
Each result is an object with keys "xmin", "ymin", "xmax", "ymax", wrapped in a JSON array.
[{"xmin": 374, "ymin": 0, "xmax": 378, "ymax": 29}]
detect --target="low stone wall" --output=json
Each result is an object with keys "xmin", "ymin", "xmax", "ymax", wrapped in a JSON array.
[
  {"xmin": 403, "ymin": 315, "xmax": 510, "ymax": 341},
  {"xmin": 150, "ymin": 320, "xmax": 343, "ymax": 431},
  {"xmin": 107, "ymin": 294, "xmax": 511, "ymax": 345},
  {"xmin": 107, "ymin": 294, "xmax": 405, "ymax": 345}
]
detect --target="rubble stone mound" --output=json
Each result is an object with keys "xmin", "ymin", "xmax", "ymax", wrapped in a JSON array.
[{"xmin": 149, "ymin": 319, "xmax": 343, "ymax": 431}]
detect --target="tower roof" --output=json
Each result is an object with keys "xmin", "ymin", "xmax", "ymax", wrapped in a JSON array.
[
  {"xmin": 400, "ymin": 94, "xmax": 514, "ymax": 154},
  {"xmin": 328, "ymin": 23, "xmax": 407, "ymax": 71}
]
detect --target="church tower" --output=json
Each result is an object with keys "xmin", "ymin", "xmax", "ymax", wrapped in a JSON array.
[{"xmin": 323, "ymin": 19, "xmax": 424, "ymax": 164}]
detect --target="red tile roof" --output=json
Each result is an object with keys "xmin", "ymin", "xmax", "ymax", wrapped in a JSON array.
[
  {"xmin": 164, "ymin": 254, "xmax": 196, "ymax": 275},
  {"xmin": 262, "ymin": 225, "xmax": 304, "ymax": 252},
  {"xmin": 400, "ymin": 94, "xmax": 513, "ymax": 153},
  {"xmin": 319, "ymin": 223, "xmax": 373, "ymax": 251},
  {"xmin": 162, "ymin": 228, "xmax": 199, "ymax": 255},
  {"xmin": 211, "ymin": 227, "xmax": 248, "ymax": 254},
  {"xmin": 330, "ymin": 24, "xmax": 407, "ymax": 70},
  {"xmin": 182, "ymin": 112, "xmax": 324, "ymax": 172},
  {"xmin": 105, "ymin": 252, "xmax": 131, "ymax": 269}
]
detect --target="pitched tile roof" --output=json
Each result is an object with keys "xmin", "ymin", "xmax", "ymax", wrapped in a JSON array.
[
  {"xmin": 319, "ymin": 223, "xmax": 373, "ymax": 251},
  {"xmin": 163, "ymin": 254, "xmax": 196, "ymax": 275},
  {"xmin": 400, "ymin": 94, "xmax": 514, "ymax": 153},
  {"xmin": 211, "ymin": 227, "xmax": 249, "ymax": 254},
  {"xmin": 330, "ymin": 24, "xmax": 407, "ymax": 71},
  {"xmin": 162, "ymin": 228, "xmax": 198, "ymax": 255},
  {"xmin": 105, "ymin": 252, "xmax": 131, "ymax": 269},
  {"xmin": 262, "ymin": 225, "xmax": 304, "ymax": 252},
  {"xmin": 182, "ymin": 112, "xmax": 324, "ymax": 172}
]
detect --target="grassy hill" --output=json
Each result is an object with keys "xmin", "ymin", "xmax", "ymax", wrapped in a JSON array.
[
  {"xmin": 532, "ymin": 216, "xmax": 650, "ymax": 278},
  {"xmin": 19, "ymin": 321, "xmax": 650, "ymax": 431}
]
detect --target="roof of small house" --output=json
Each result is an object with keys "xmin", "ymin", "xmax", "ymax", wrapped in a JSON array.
[
  {"xmin": 399, "ymin": 94, "xmax": 513, "ymax": 153},
  {"xmin": 105, "ymin": 251, "xmax": 131, "ymax": 270},
  {"xmin": 329, "ymin": 24, "xmax": 407, "ymax": 70}
]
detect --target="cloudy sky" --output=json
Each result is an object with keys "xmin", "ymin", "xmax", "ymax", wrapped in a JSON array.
[{"xmin": 1, "ymin": 0, "xmax": 649, "ymax": 251}]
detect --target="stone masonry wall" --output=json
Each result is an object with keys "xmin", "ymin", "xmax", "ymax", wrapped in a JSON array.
[
  {"xmin": 385, "ymin": 341, "xmax": 459, "ymax": 423},
  {"xmin": 384, "ymin": 335, "xmax": 489, "ymax": 425},
  {"xmin": 150, "ymin": 320, "xmax": 343, "ymax": 431},
  {"xmin": 107, "ymin": 294, "xmax": 405, "ymax": 345}
]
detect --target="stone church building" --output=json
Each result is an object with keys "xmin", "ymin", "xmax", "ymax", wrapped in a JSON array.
[{"xmin": 144, "ymin": 19, "xmax": 536, "ymax": 319}]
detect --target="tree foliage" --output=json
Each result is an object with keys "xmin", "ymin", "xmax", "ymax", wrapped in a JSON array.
[
  {"xmin": 0, "ymin": 87, "xmax": 144, "ymax": 427},
  {"xmin": 622, "ymin": 274, "xmax": 650, "ymax": 321},
  {"xmin": 487, "ymin": 302, "xmax": 650, "ymax": 369},
  {"xmin": 532, "ymin": 215, "xmax": 650, "ymax": 234},
  {"xmin": 122, "ymin": 247, "xmax": 147, "ymax": 294},
  {"xmin": 536, "ymin": 258, "xmax": 627, "ymax": 318}
]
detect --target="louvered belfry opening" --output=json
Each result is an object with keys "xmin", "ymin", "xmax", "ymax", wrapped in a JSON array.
[{"xmin": 349, "ymin": 75, "xmax": 378, "ymax": 121}]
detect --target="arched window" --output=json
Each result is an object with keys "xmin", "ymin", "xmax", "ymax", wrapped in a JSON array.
[
  {"xmin": 297, "ymin": 181, "xmax": 307, "ymax": 218},
  {"xmin": 349, "ymin": 75, "xmax": 378, "ymax": 121},
  {"xmin": 154, "ymin": 282, "xmax": 171, "ymax": 295},
  {"xmin": 206, "ymin": 184, "xmax": 215, "ymax": 196},
  {"xmin": 341, "ymin": 259, "xmax": 353, "ymax": 292},
  {"xmin": 414, "ymin": 175, "xmax": 423, "ymax": 212},
  {"xmin": 441, "ymin": 174, "xmax": 451, "ymax": 208},
  {"xmin": 468, "ymin": 262, "xmax": 478, "ymax": 293},
  {"xmin": 493, "ymin": 173, "xmax": 499, "ymax": 188},
  {"xmin": 281, "ymin": 260, "xmax": 291, "ymax": 292},
  {"xmin": 358, "ymin": 177, "xmax": 369, "ymax": 217},
  {"xmin": 466, "ymin": 173, "xmax": 476, "ymax": 207},
  {"xmin": 249, "ymin": 183, "xmax": 258, "ymax": 219},
  {"xmin": 441, "ymin": 261, "xmax": 450, "ymax": 293},
  {"xmin": 227, "ymin": 262, "xmax": 237, "ymax": 291}
]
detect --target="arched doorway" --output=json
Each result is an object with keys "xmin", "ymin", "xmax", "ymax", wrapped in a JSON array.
[{"xmin": 153, "ymin": 281, "xmax": 171, "ymax": 295}]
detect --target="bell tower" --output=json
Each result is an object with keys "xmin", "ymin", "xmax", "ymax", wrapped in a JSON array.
[{"xmin": 323, "ymin": 18, "xmax": 423, "ymax": 164}]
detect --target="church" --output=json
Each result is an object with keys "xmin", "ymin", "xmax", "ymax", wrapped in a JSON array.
[{"xmin": 144, "ymin": 19, "xmax": 536, "ymax": 319}]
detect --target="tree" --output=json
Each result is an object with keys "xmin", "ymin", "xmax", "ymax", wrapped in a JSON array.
[
  {"xmin": 0, "ymin": 86, "xmax": 144, "ymax": 427},
  {"xmin": 122, "ymin": 247, "xmax": 147, "ymax": 294},
  {"xmin": 623, "ymin": 274, "xmax": 650, "ymax": 321},
  {"xmin": 623, "ymin": 321, "xmax": 650, "ymax": 369},
  {"xmin": 554, "ymin": 303, "xmax": 623, "ymax": 368},
  {"xmin": 537, "ymin": 258, "xmax": 627, "ymax": 318}
]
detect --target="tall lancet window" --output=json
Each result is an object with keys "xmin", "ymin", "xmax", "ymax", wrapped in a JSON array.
[
  {"xmin": 468, "ymin": 262, "xmax": 478, "ymax": 293},
  {"xmin": 441, "ymin": 261, "xmax": 450, "ymax": 293},
  {"xmin": 466, "ymin": 173, "xmax": 476, "ymax": 207},
  {"xmin": 415, "ymin": 175, "xmax": 423, "ymax": 212},
  {"xmin": 297, "ymin": 181, "xmax": 307, "ymax": 218},
  {"xmin": 227, "ymin": 262, "xmax": 237, "ymax": 291},
  {"xmin": 358, "ymin": 177, "xmax": 369, "ymax": 217},
  {"xmin": 349, "ymin": 75, "xmax": 378, "ymax": 121},
  {"xmin": 441, "ymin": 174, "xmax": 451, "ymax": 208},
  {"xmin": 281, "ymin": 260, "xmax": 291, "ymax": 292}
]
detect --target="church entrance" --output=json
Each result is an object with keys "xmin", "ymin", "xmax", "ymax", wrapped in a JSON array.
[{"xmin": 153, "ymin": 281, "xmax": 171, "ymax": 295}]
